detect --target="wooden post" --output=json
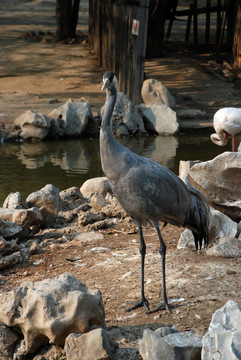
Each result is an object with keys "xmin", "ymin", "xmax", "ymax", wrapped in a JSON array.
[
  {"xmin": 205, "ymin": 0, "xmax": 211, "ymax": 45},
  {"xmin": 89, "ymin": 0, "xmax": 149, "ymax": 105}
]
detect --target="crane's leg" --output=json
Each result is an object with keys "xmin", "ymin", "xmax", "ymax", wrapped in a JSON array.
[
  {"xmin": 147, "ymin": 226, "xmax": 170, "ymax": 313},
  {"xmin": 125, "ymin": 225, "xmax": 149, "ymax": 312}
]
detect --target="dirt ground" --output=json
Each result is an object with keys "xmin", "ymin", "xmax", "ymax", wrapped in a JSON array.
[{"xmin": 0, "ymin": 1, "xmax": 241, "ymax": 358}]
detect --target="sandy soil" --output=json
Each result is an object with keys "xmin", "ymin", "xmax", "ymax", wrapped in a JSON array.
[{"xmin": 0, "ymin": 1, "xmax": 241, "ymax": 359}]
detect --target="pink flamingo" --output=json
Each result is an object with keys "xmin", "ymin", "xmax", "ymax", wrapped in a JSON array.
[{"xmin": 210, "ymin": 107, "xmax": 241, "ymax": 152}]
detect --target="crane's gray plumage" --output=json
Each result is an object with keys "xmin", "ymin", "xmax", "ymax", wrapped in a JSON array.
[{"xmin": 100, "ymin": 71, "xmax": 209, "ymax": 313}]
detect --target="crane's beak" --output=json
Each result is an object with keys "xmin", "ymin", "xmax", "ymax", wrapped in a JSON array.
[{"xmin": 101, "ymin": 79, "xmax": 108, "ymax": 91}]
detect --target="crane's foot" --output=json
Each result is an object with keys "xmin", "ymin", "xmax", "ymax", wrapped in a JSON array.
[
  {"xmin": 125, "ymin": 297, "xmax": 149, "ymax": 312},
  {"xmin": 146, "ymin": 301, "xmax": 171, "ymax": 314}
]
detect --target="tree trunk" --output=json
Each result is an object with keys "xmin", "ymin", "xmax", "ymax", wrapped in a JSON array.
[
  {"xmin": 233, "ymin": 0, "xmax": 241, "ymax": 67},
  {"xmin": 56, "ymin": 0, "xmax": 80, "ymax": 40}
]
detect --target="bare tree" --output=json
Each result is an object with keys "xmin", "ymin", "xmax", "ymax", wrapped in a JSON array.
[{"xmin": 56, "ymin": 0, "xmax": 80, "ymax": 40}]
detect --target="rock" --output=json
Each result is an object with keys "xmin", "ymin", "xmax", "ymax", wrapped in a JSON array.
[
  {"xmin": 116, "ymin": 123, "xmax": 130, "ymax": 136},
  {"xmin": 86, "ymin": 218, "xmax": 117, "ymax": 231},
  {"xmin": 177, "ymin": 229, "xmax": 196, "ymax": 249},
  {"xmin": 113, "ymin": 92, "xmax": 146, "ymax": 134},
  {"xmin": 0, "ymin": 218, "xmax": 23, "ymax": 239},
  {"xmin": 14, "ymin": 110, "xmax": 51, "ymax": 140},
  {"xmin": 90, "ymin": 194, "xmax": 110, "ymax": 211},
  {"xmin": 0, "ymin": 251, "xmax": 28, "ymax": 270},
  {"xmin": 3, "ymin": 192, "xmax": 26, "ymax": 209},
  {"xmin": 26, "ymin": 184, "xmax": 59, "ymax": 225},
  {"xmin": 49, "ymin": 99, "xmax": 93, "ymax": 136},
  {"xmin": 202, "ymin": 300, "xmax": 241, "ymax": 359},
  {"xmin": 0, "ymin": 236, "xmax": 19, "ymax": 255},
  {"xmin": 101, "ymin": 92, "xmax": 146, "ymax": 136},
  {"xmin": 60, "ymin": 187, "xmax": 83, "ymax": 201},
  {"xmin": 207, "ymin": 237, "xmax": 241, "ymax": 257},
  {"xmin": 137, "ymin": 104, "xmax": 179, "ymax": 135},
  {"xmin": 0, "ymin": 207, "xmax": 43, "ymax": 233},
  {"xmin": 208, "ymin": 208, "xmax": 238, "ymax": 241},
  {"xmin": 0, "ymin": 322, "xmax": 19, "ymax": 360},
  {"xmin": 83, "ymin": 116, "xmax": 101, "ymax": 136},
  {"xmin": 141, "ymin": 79, "xmax": 176, "ymax": 109},
  {"xmin": 49, "ymin": 116, "xmax": 65, "ymax": 137},
  {"xmin": 101, "ymin": 195, "xmax": 128, "ymax": 218},
  {"xmin": 139, "ymin": 326, "xmax": 202, "ymax": 360},
  {"xmin": 177, "ymin": 208, "xmax": 238, "ymax": 249},
  {"xmin": 188, "ymin": 152, "xmax": 241, "ymax": 222},
  {"xmin": 78, "ymin": 211, "xmax": 106, "ymax": 226},
  {"xmin": 59, "ymin": 187, "xmax": 84, "ymax": 213},
  {"xmin": 0, "ymin": 273, "xmax": 105, "ymax": 354},
  {"xmin": 80, "ymin": 177, "xmax": 112, "ymax": 198},
  {"xmin": 65, "ymin": 328, "xmax": 116, "ymax": 360},
  {"xmin": 59, "ymin": 186, "xmax": 83, "ymax": 201},
  {"xmin": 179, "ymin": 160, "xmax": 201, "ymax": 186}
]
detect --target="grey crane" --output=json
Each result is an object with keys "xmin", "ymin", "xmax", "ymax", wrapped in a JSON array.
[{"xmin": 100, "ymin": 71, "xmax": 209, "ymax": 313}]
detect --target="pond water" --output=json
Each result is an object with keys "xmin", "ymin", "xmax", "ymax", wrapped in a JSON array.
[{"xmin": 0, "ymin": 132, "xmax": 232, "ymax": 205}]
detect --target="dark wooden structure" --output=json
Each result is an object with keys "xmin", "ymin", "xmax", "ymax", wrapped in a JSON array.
[
  {"xmin": 166, "ymin": 0, "xmax": 237, "ymax": 49},
  {"xmin": 166, "ymin": 0, "xmax": 225, "ymax": 45},
  {"xmin": 89, "ymin": 0, "xmax": 241, "ymax": 100},
  {"xmin": 88, "ymin": 0, "xmax": 149, "ymax": 104}
]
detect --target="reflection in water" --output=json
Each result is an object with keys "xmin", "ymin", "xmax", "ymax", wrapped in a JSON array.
[{"xmin": 0, "ymin": 133, "xmax": 234, "ymax": 205}]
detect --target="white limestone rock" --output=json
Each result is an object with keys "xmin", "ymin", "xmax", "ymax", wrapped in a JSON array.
[
  {"xmin": 65, "ymin": 328, "xmax": 116, "ymax": 360},
  {"xmin": 141, "ymin": 79, "xmax": 176, "ymax": 109},
  {"xmin": 26, "ymin": 184, "xmax": 59, "ymax": 224},
  {"xmin": 49, "ymin": 99, "xmax": 93, "ymax": 136},
  {"xmin": 0, "ymin": 207, "xmax": 42, "ymax": 234},
  {"xmin": 207, "ymin": 237, "xmax": 241, "ymax": 257},
  {"xmin": 179, "ymin": 160, "xmax": 202, "ymax": 186},
  {"xmin": 188, "ymin": 152, "xmax": 241, "ymax": 222},
  {"xmin": 80, "ymin": 177, "xmax": 112, "ymax": 198},
  {"xmin": 3, "ymin": 192, "xmax": 26, "ymax": 209},
  {"xmin": 177, "ymin": 229, "xmax": 196, "ymax": 249},
  {"xmin": 0, "ymin": 273, "xmax": 105, "ymax": 354},
  {"xmin": 139, "ymin": 326, "xmax": 202, "ymax": 360},
  {"xmin": 208, "ymin": 208, "xmax": 238, "ymax": 241},
  {"xmin": 202, "ymin": 300, "xmax": 241, "ymax": 359},
  {"xmin": 137, "ymin": 104, "xmax": 179, "ymax": 135},
  {"xmin": 14, "ymin": 110, "xmax": 50, "ymax": 140}
]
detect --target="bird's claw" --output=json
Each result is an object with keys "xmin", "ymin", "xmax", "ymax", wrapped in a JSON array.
[
  {"xmin": 146, "ymin": 301, "xmax": 171, "ymax": 314},
  {"xmin": 125, "ymin": 298, "xmax": 149, "ymax": 312}
]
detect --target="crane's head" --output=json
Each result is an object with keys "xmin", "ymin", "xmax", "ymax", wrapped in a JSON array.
[{"xmin": 101, "ymin": 71, "xmax": 118, "ymax": 92}]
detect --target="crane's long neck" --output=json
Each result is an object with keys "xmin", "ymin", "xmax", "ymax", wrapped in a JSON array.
[
  {"xmin": 101, "ymin": 87, "xmax": 117, "ymax": 130},
  {"xmin": 100, "ymin": 86, "xmax": 121, "ymax": 180}
]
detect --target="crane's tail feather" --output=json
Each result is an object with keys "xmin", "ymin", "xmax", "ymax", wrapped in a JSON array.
[{"xmin": 186, "ymin": 186, "xmax": 210, "ymax": 250}]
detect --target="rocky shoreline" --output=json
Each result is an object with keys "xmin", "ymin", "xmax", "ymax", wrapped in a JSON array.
[{"xmin": 0, "ymin": 150, "xmax": 241, "ymax": 358}]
